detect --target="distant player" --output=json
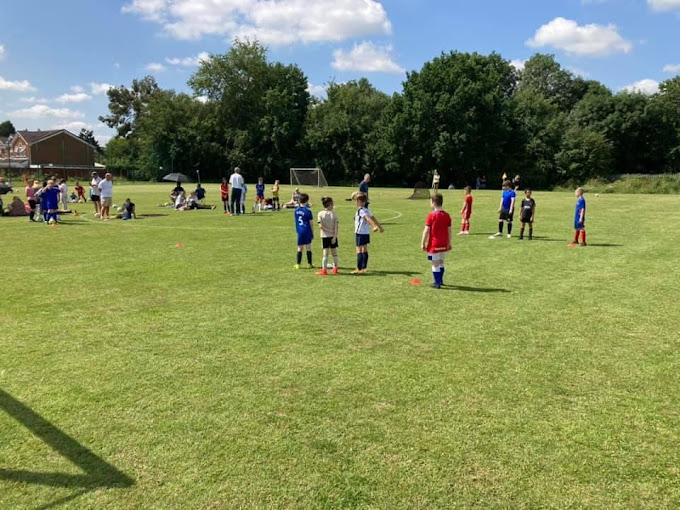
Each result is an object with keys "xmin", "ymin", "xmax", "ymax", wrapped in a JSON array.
[
  {"xmin": 25, "ymin": 180, "xmax": 38, "ymax": 222},
  {"xmin": 569, "ymin": 187, "xmax": 587, "ymax": 247},
  {"xmin": 75, "ymin": 181, "xmax": 86, "ymax": 202},
  {"xmin": 421, "ymin": 193, "xmax": 452, "ymax": 289},
  {"xmin": 458, "ymin": 186, "xmax": 473, "ymax": 235},
  {"xmin": 316, "ymin": 196, "xmax": 339, "ymax": 275},
  {"xmin": 432, "ymin": 170, "xmax": 440, "ymax": 194},
  {"xmin": 490, "ymin": 180, "xmax": 516, "ymax": 239},
  {"xmin": 240, "ymin": 182, "xmax": 248, "ymax": 214},
  {"xmin": 353, "ymin": 191, "xmax": 383, "ymax": 274},
  {"xmin": 294, "ymin": 193, "xmax": 314, "ymax": 269},
  {"xmin": 254, "ymin": 177, "xmax": 266, "ymax": 212},
  {"xmin": 271, "ymin": 180, "xmax": 281, "ymax": 211},
  {"xmin": 519, "ymin": 189, "xmax": 536, "ymax": 240},
  {"xmin": 58, "ymin": 179, "xmax": 68, "ymax": 210},
  {"xmin": 40, "ymin": 180, "xmax": 61, "ymax": 224},
  {"xmin": 220, "ymin": 177, "xmax": 230, "ymax": 215}
]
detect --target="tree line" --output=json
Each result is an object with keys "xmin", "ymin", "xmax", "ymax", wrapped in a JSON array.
[{"xmin": 99, "ymin": 40, "xmax": 680, "ymax": 188}]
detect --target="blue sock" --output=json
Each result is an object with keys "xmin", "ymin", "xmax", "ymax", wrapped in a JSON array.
[
  {"xmin": 357, "ymin": 253, "xmax": 363, "ymax": 270},
  {"xmin": 440, "ymin": 267, "xmax": 445, "ymax": 285},
  {"xmin": 306, "ymin": 251, "xmax": 313, "ymax": 265},
  {"xmin": 296, "ymin": 251, "xmax": 302, "ymax": 265},
  {"xmin": 363, "ymin": 252, "xmax": 369, "ymax": 269}
]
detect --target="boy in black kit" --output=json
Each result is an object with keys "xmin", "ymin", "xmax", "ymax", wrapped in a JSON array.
[{"xmin": 519, "ymin": 189, "xmax": 536, "ymax": 240}]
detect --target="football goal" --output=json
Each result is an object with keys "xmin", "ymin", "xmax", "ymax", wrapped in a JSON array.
[
  {"xmin": 290, "ymin": 168, "xmax": 328, "ymax": 187},
  {"xmin": 408, "ymin": 181, "xmax": 431, "ymax": 200}
]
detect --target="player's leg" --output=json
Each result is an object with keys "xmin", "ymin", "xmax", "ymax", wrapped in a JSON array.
[
  {"xmin": 362, "ymin": 246, "xmax": 369, "ymax": 273},
  {"xmin": 331, "ymin": 247, "xmax": 339, "ymax": 273},
  {"xmin": 506, "ymin": 216, "xmax": 513, "ymax": 238},
  {"xmin": 295, "ymin": 244, "xmax": 303, "ymax": 268},
  {"xmin": 519, "ymin": 221, "xmax": 525, "ymax": 240},
  {"xmin": 529, "ymin": 221, "xmax": 533, "ymax": 240},
  {"xmin": 430, "ymin": 256, "xmax": 442, "ymax": 288},
  {"xmin": 305, "ymin": 243, "xmax": 313, "ymax": 268},
  {"xmin": 580, "ymin": 229, "xmax": 587, "ymax": 246}
]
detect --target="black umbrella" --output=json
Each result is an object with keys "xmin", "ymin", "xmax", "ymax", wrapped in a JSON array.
[
  {"xmin": 0, "ymin": 183, "xmax": 12, "ymax": 195},
  {"xmin": 162, "ymin": 172, "xmax": 192, "ymax": 183}
]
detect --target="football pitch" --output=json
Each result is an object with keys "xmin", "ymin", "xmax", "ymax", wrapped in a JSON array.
[{"xmin": 2, "ymin": 184, "xmax": 680, "ymax": 509}]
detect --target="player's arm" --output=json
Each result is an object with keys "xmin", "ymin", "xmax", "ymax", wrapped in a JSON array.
[
  {"xmin": 498, "ymin": 197, "xmax": 503, "ymax": 212},
  {"xmin": 333, "ymin": 219, "xmax": 339, "ymax": 242},
  {"xmin": 447, "ymin": 226, "xmax": 452, "ymax": 251},
  {"xmin": 509, "ymin": 197, "xmax": 516, "ymax": 214},
  {"xmin": 579, "ymin": 207, "xmax": 585, "ymax": 226},
  {"xmin": 421, "ymin": 225, "xmax": 431, "ymax": 251},
  {"xmin": 531, "ymin": 203, "xmax": 536, "ymax": 223},
  {"xmin": 365, "ymin": 214, "xmax": 384, "ymax": 233}
]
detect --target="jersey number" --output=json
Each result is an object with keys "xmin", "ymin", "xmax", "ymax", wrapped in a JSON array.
[{"xmin": 298, "ymin": 216, "xmax": 304, "ymax": 226}]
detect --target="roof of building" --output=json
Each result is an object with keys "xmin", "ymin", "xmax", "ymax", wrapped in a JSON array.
[{"xmin": 17, "ymin": 130, "xmax": 62, "ymax": 144}]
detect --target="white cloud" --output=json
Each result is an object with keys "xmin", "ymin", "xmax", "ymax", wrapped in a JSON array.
[
  {"xmin": 122, "ymin": 0, "xmax": 391, "ymax": 45},
  {"xmin": 621, "ymin": 79, "xmax": 660, "ymax": 95},
  {"xmin": 56, "ymin": 92, "xmax": 92, "ymax": 103},
  {"xmin": 114, "ymin": 62, "xmax": 121, "ymax": 69},
  {"xmin": 8, "ymin": 104, "xmax": 85, "ymax": 119},
  {"xmin": 70, "ymin": 85, "xmax": 84, "ymax": 93},
  {"xmin": 90, "ymin": 82, "xmax": 114, "ymax": 95},
  {"xmin": 527, "ymin": 17, "xmax": 632, "ymax": 57},
  {"xmin": 20, "ymin": 96, "xmax": 48, "ymax": 103},
  {"xmin": 568, "ymin": 67, "xmax": 591, "ymax": 78},
  {"xmin": 0, "ymin": 45, "xmax": 5, "ymax": 61},
  {"xmin": 307, "ymin": 83, "xmax": 328, "ymax": 98},
  {"xmin": 663, "ymin": 63, "xmax": 680, "ymax": 73},
  {"xmin": 96, "ymin": 135, "xmax": 113, "ymax": 146},
  {"xmin": 53, "ymin": 121, "xmax": 93, "ymax": 131},
  {"xmin": 0, "ymin": 76, "xmax": 36, "ymax": 92},
  {"xmin": 166, "ymin": 52, "xmax": 210, "ymax": 67},
  {"xmin": 648, "ymin": 0, "xmax": 680, "ymax": 11},
  {"xmin": 145, "ymin": 62, "xmax": 166, "ymax": 72},
  {"xmin": 332, "ymin": 41, "xmax": 404, "ymax": 73},
  {"xmin": 510, "ymin": 59, "xmax": 526, "ymax": 71}
]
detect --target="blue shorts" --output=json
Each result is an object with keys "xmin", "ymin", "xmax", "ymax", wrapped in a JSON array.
[
  {"xmin": 356, "ymin": 234, "xmax": 370, "ymax": 247},
  {"xmin": 574, "ymin": 220, "xmax": 585, "ymax": 230},
  {"xmin": 297, "ymin": 231, "xmax": 313, "ymax": 246},
  {"xmin": 44, "ymin": 200, "xmax": 59, "ymax": 210}
]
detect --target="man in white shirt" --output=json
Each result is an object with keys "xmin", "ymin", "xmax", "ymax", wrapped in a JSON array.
[
  {"xmin": 90, "ymin": 171, "xmax": 102, "ymax": 216},
  {"xmin": 98, "ymin": 173, "xmax": 114, "ymax": 220},
  {"xmin": 228, "ymin": 167, "xmax": 244, "ymax": 215},
  {"xmin": 58, "ymin": 179, "xmax": 69, "ymax": 210}
]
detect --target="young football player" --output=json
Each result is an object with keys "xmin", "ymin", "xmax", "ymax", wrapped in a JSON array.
[
  {"xmin": 294, "ymin": 193, "xmax": 314, "ymax": 269},
  {"xmin": 353, "ymin": 192, "xmax": 383, "ymax": 274},
  {"xmin": 459, "ymin": 186, "xmax": 473, "ymax": 235},
  {"xmin": 490, "ymin": 180, "xmax": 516, "ymax": 239},
  {"xmin": 421, "ymin": 193, "xmax": 452, "ymax": 289},
  {"xmin": 569, "ymin": 187, "xmax": 587, "ymax": 247},
  {"xmin": 316, "ymin": 197, "xmax": 339, "ymax": 275},
  {"xmin": 519, "ymin": 189, "xmax": 536, "ymax": 240}
]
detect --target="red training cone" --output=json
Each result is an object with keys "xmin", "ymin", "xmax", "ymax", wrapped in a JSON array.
[{"xmin": 410, "ymin": 278, "xmax": 421, "ymax": 285}]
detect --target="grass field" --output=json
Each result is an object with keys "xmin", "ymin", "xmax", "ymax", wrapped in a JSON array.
[{"xmin": 2, "ymin": 183, "xmax": 680, "ymax": 509}]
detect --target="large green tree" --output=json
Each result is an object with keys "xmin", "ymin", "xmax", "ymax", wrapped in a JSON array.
[
  {"xmin": 0, "ymin": 120, "xmax": 16, "ymax": 138},
  {"xmin": 99, "ymin": 76, "xmax": 162, "ymax": 138}
]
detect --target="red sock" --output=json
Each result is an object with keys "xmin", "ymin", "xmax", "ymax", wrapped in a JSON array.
[
  {"xmin": 581, "ymin": 230, "xmax": 587, "ymax": 244},
  {"xmin": 573, "ymin": 231, "xmax": 580, "ymax": 243}
]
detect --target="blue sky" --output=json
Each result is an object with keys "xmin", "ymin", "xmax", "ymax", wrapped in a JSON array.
[{"xmin": 0, "ymin": 0, "xmax": 678, "ymax": 145}]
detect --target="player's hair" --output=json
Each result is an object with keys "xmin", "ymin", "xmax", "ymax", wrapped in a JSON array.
[
  {"xmin": 525, "ymin": 188, "xmax": 532, "ymax": 194},
  {"xmin": 258, "ymin": 176, "xmax": 263, "ymax": 181},
  {"xmin": 299, "ymin": 193, "xmax": 310, "ymax": 204},
  {"xmin": 431, "ymin": 193, "xmax": 443, "ymax": 207},
  {"xmin": 59, "ymin": 179, "xmax": 65, "ymax": 184},
  {"xmin": 321, "ymin": 196, "xmax": 333, "ymax": 208},
  {"xmin": 503, "ymin": 180, "xmax": 512, "ymax": 188},
  {"xmin": 575, "ymin": 187, "xmax": 584, "ymax": 196},
  {"xmin": 354, "ymin": 192, "xmax": 367, "ymax": 205},
  {"xmin": 464, "ymin": 186, "xmax": 471, "ymax": 193}
]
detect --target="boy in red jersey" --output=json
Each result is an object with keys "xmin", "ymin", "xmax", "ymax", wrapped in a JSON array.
[
  {"xmin": 421, "ymin": 193, "xmax": 452, "ymax": 289},
  {"xmin": 220, "ymin": 177, "xmax": 230, "ymax": 215},
  {"xmin": 458, "ymin": 186, "xmax": 473, "ymax": 235}
]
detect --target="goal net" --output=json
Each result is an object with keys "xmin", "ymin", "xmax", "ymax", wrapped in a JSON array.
[
  {"xmin": 290, "ymin": 168, "xmax": 328, "ymax": 187},
  {"xmin": 408, "ymin": 181, "xmax": 431, "ymax": 200}
]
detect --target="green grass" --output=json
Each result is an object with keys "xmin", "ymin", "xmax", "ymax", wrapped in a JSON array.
[{"xmin": 2, "ymin": 184, "xmax": 680, "ymax": 509}]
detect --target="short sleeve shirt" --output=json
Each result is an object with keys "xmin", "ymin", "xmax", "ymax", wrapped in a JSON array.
[
  {"xmin": 501, "ymin": 190, "xmax": 516, "ymax": 210},
  {"xmin": 91, "ymin": 177, "xmax": 102, "ymax": 196},
  {"xmin": 425, "ymin": 209, "xmax": 452, "ymax": 253},
  {"xmin": 355, "ymin": 207, "xmax": 372, "ymax": 235},
  {"xmin": 317, "ymin": 210, "xmax": 338, "ymax": 238},
  {"xmin": 98, "ymin": 180, "xmax": 113, "ymax": 198},
  {"xmin": 295, "ymin": 206, "xmax": 313, "ymax": 234}
]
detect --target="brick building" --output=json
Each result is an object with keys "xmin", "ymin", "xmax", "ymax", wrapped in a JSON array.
[{"xmin": 0, "ymin": 129, "xmax": 102, "ymax": 180}]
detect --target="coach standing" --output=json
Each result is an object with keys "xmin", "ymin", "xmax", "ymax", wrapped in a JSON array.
[
  {"xmin": 98, "ymin": 173, "xmax": 114, "ymax": 221},
  {"xmin": 229, "ymin": 167, "xmax": 244, "ymax": 215},
  {"xmin": 359, "ymin": 173, "xmax": 371, "ymax": 205}
]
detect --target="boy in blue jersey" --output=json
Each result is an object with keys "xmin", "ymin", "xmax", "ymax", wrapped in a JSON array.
[
  {"xmin": 40, "ymin": 179, "xmax": 61, "ymax": 224},
  {"xmin": 294, "ymin": 193, "xmax": 314, "ymax": 269},
  {"xmin": 490, "ymin": 180, "xmax": 516, "ymax": 239},
  {"xmin": 254, "ymin": 177, "xmax": 266, "ymax": 212},
  {"xmin": 568, "ymin": 187, "xmax": 587, "ymax": 247}
]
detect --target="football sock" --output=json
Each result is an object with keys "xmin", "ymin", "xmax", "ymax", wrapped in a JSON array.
[
  {"xmin": 29, "ymin": 211, "xmax": 34, "ymax": 221},
  {"xmin": 357, "ymin": 253, "xmax": 363, "ymax": 270},
  {"xmin": 223, "ymin": 202, "xmax": 227, "ymax": 212},
  {"xmin": 440, "ymin": 266, "xmax": 445, "ymax": 285},
  {"xmin": 322, "ymin": 255, "xmax": 328, "ymax": 269},
  {"xmin": 581, "ymin": 231, "xmax": 587, "ymax": 244},
  {"xmin": 507, "ymin": 223, "xmax": 513, "ymax": 235},
  {"xmin": 363, "ymin": 252, "xmax": 369, "ymax": 269},
  {"xmin": 432, "ymin": 266, "xmax": 441, "ymax": 286},
  {"xmin": 520, "ymin": 227, "xmax": 525, "ymax": 238},
  {"xmin": 529, "ymin": 227, "xmax": 533, "ymax": 239},
  {"xmin": 498, "ymin": 221, "xmax": 503, "ymax": 234},
  {"xmin": 332, "ymin": 255, "xmax": 339, "ymax": 267},
  {"xmin": 296, "ymin": 251, "xmax": 302, "ymax": 265},
  {"xmin": 306, "ymin": 251, "xmax": 313, "ymax": 265},
  {"xmin": 573, "ymin": 231, "xmax": 579, "ymax": 243}
]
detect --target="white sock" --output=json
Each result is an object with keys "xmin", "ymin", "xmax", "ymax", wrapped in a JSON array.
[
  {"xmin": 322, "ymin": 256, "xmax": 328, "ymax": 269},
  {"xmin": 332, "ymin": 255, "xmax": 339, "ymax": 268}
]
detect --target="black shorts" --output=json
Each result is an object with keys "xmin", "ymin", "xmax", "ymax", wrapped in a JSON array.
[
  {"xmin": 28, "ymin": 199, "xmax": 37, "ymax": 208},
  {"xmin": 91, "ymin": 195, "xmax": 101, "ymax": 202},
  {"xmin": 520, "ymin": 212, "xmax": 533, "ymax": 224},
  {"xmin": 499, "ymin": 209, "xmax": 513, "ymax": 222},
  {"xmin": 322, "ymin": 237, "xmax": 339, "ymax": 249},
  {"xmin": 356, "ymin": 234, "xmax": 370, "ymax": 247}
]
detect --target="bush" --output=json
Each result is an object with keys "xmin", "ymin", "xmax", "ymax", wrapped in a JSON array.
[{"xmin": 553, "ymin": 174, "xmax": 680, "ymax": 194}]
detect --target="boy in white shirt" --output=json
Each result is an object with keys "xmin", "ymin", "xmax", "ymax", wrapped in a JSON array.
[
  {"xmin": 352, "ymin": 192, "xmax": 383, "ymax": 274},
  {"xmin": 58, "ymin": 179, "xmax": 68, "ymax": 210},
  {"xmin": 316, "ymin": 197, "xmax": 339, "ymax": 275}
]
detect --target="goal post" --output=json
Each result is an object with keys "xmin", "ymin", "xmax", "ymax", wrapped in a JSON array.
[{"xmin": 290, "ymin": 167, "xmax": 328, "ymax": 187}]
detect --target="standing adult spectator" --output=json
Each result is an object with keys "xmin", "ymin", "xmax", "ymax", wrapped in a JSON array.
[
  {"xmin": 90, "ymin": 171, "xmax": 102, "ymax": 216},
  {"xmin": 513, "ymin": 174, "xmax": 522, "ymax": 191},
  {"xmin": 432, "ymin": 170, "xmax": 440, "ymax": 194},
  {"xmin": 25, "ymin": 180, "xmax": 38, "ymax": 222},
  {"xmin": 229, "ymin": 167, "xmax": 244, "ymax": 215},
  {"xmin": 58, "ymin": 179, "xmax": 68, "ymax": 211},
  {"xmin": 98, "ymin": 173, "xmax": 114, "ymax": 221},
  {"xmin": 359, "ymin": 173, "xmax": 371, "ymax": 205}
]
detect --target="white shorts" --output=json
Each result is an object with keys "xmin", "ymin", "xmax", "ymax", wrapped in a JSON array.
[{"xmin": 428, "ymin": 252, "xmax": 447, "ymax": 261}]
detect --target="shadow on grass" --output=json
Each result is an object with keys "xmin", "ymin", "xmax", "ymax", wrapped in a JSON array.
[
  {"xmin": 440, "ymin": 285, "xmax": 511, "ymax": 293},
  {"xmin": 0, "ymin": 388, "xmax": 134, "ymax": 503},
  {"xmin": 519, "ymin": 237, "xmax": 564, "ymax": 242},
  {"xmin": 335, "ymin": 269, "xmax": 420, "ymax": 277},
  {"xmin": 586, "ymin": 243, "xmax": 623, "ymax": 248}
]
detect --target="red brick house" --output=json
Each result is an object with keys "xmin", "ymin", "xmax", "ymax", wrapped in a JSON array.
[{"xmin": 0, "ymin": 129, "xmax": 103, "ymax": 180}]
